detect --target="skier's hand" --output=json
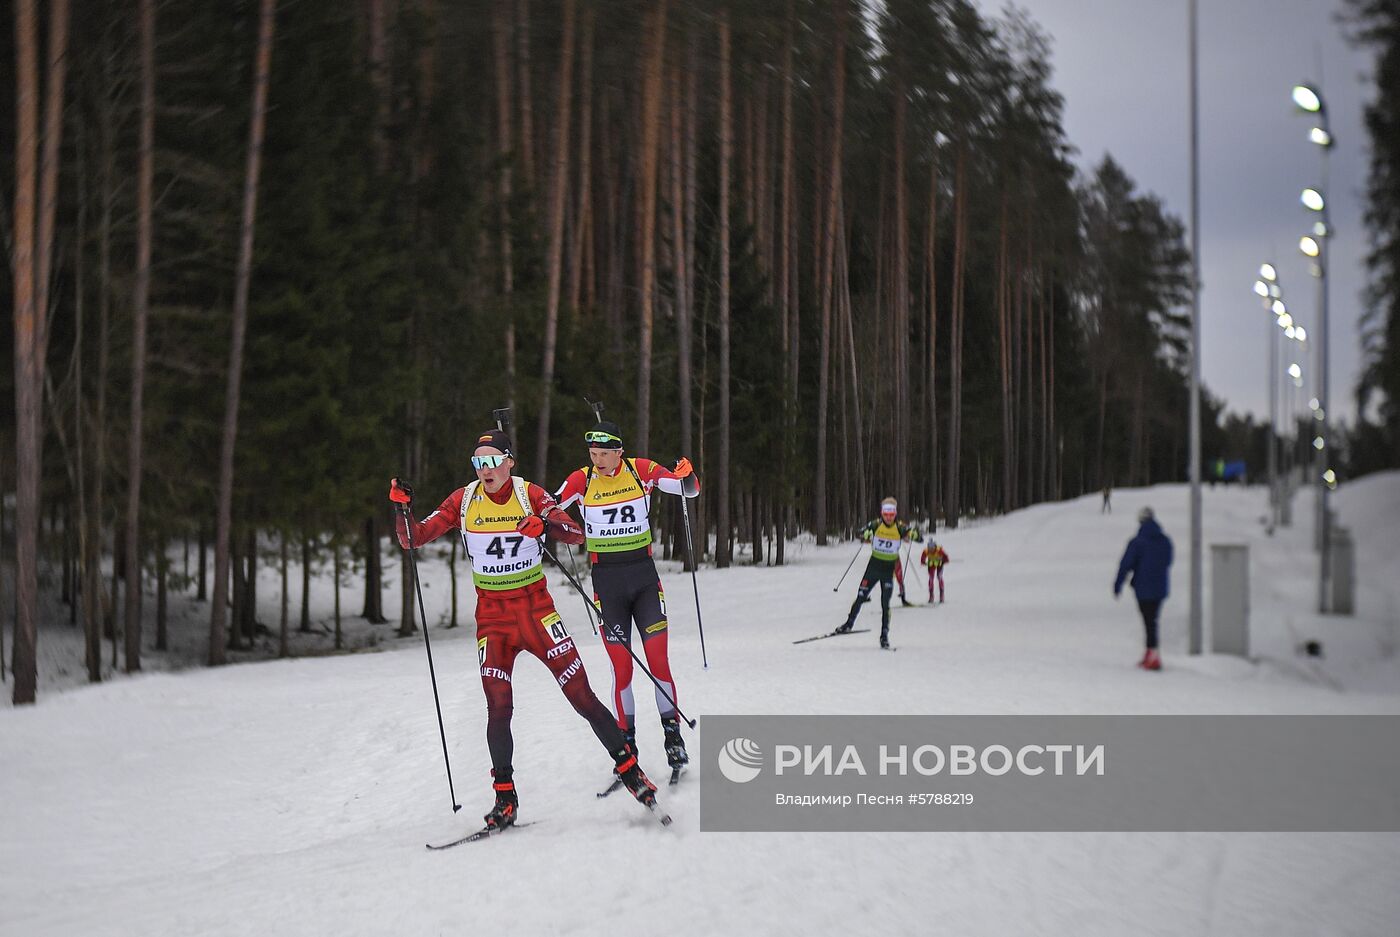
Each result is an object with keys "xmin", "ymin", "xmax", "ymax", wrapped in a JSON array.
[
  {"xmin": 861, "ymin": 531, "xmax": 872, "ymax": 543},
  {"xmin": 517, "ymin": 515, "xmax": 546, "ymax": 539},
  {"xmin": 389, "ymin": 477, "xmax": 414, "ymax": 507},
  {"xmin": 673, "ymin": 457, "xmax": 694, "ymax": 478}
]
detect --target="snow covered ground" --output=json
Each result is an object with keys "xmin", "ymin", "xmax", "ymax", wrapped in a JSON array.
[{"xmin": 3, "ymin": 475, "xmax": 1399, "ymax": 936}]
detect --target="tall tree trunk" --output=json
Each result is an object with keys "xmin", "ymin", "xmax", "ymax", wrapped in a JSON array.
[
  {"xmin": 242, "ymin": 526, "xmax": 258, "ymax": 645},
  {"xmin": 333, "ymin": 539, "xmax": 343, "ymax": 650},
  {"xmin": 34, "ymin": 0, "xmax": 69, "ymax": 395},
  {"xmin": 492, "ymin": 3, "xmax": 517, "ymax": 415},
  {"xmin": 197, "ymin": 521, "xmax": 207, "ymax": 601},
  {"xmin": 123, "ymin": 0, "xmax": 154, "ymax": 674},
  {"xmin": 839, "ymin": 195, "xmax": 866, "ymax": 511},
  {"xmin": 997, "ymin": 187, "xmax": 1012, "ymax": 514},
  {"xmin": 210, "ymin": 0, "xmax": 276, "ymax": 665},
  {"xmin": 155, "ymin": 548, "xmax": 167, "ymax": 651},
  {"xmin": 716, "ymin": 7, "xmax": 733, "ymax": 567},
  {"xmin": 91, "ymin": 51, "xmax": 116, "ymax": 672},
  {"xmin": 11, "ymin": 0, "xmax": 41, "ymax": 707},
  {"xmin": 362, "ymin": 515, "xmax": 386, "ymax": 623},
  {"xmin": 567, "ymin": 7, "xmax": 594, "ymax": 318},
  {"xmin": 776, "ymin": 0, "xmax": 795, "ymax": 564},
  {"xmin": 533, "ymin": 0, "xmax": 577, "ymax": 479},
  {"xmin": 893, "ymin": 80, "xmax": 909, "ymax": 513},
  {"xmin": 814, "ymin": 0, "xmax": 847, "ymax": 545},
  {"xmin": 634, "ymin": 0, "xmax": 668, "ymax": 454},
  {"xmin": 926, "ymin": 159, "xmax": 939, "ymax": 522},
  {"xmin": 74, "ymin": 109, "xmax": 101, "ymax": 682},
  {"xmin": 516, "ymin": 0, "xmax": 535, "ymax": 189},
  {"xmin": 279, "ymin": 531, "xmax": 289, "ymax": 656},
  {"xmin": 300, "ymin": 533, "xmax": 312, "ymax": 632},
  {"xmin": 228, "ymin": 526, "xmax": 244, "ymax": 650},
  {"xmin": 670, "ymin": 61, "xmax": 691, "ymax": 459},
  {"xmin": 945, "ymin": 143, "xmax": 968, "ymax": 528}
]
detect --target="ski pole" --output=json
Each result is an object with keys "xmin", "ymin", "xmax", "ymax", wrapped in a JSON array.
[
  {"xmin": 678, "ymin": 486, "xmax": 708, "ymax": 669},
  {"xmin": 397, "ymin": 505, "xmax": 462, "ymax": 814},
  {"xmin": 555, "ymin": 540, "xmax": 598, "ymax": 636},
  {"xmin": 542, "ymin": 542, "xmax": 697, "ymax": 729},
  {"xmin": 833, "ymin": 542, "xmax": 863, "ymax": 592}
]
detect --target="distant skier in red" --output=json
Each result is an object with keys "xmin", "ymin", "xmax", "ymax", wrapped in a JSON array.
[
  {"xmin": 389, "ymin": 429, "xmax": 661, "ymax": 831},
  {"xmin": 920, "ymin": 537, "xmax": 950, "ymax": 604}
]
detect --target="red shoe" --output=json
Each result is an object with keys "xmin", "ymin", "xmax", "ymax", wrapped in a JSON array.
[{"xmin": 1141, "ymin": 649, "xmax": 1162, "ymax": 671}]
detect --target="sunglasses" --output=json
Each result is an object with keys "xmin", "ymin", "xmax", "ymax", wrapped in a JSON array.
[
  {"xmin": 471, "ymin": 454, "xmax": 509, "ymax": 470},
  {"xmin": 584, "ymin": 431, "xmax": 622, "ymax": 445}
]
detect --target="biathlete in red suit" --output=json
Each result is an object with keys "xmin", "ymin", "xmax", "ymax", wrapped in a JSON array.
[
  {"xmin": 553, "ymin": 419, "xmax": 698, "ymax": 771},
  {"xmin": 390, "ymin": 429, "xmax": 660, "ymax": 830}
]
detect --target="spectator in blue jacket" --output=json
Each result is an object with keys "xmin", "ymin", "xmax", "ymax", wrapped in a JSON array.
[{"xmin": 1114, "ymin": 506, "xmax": 1173, "ymax": 670}]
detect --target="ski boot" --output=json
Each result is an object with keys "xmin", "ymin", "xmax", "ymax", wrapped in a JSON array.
[
  {"xmin": 900, "ymin": 594, "xmax": 914, "ymax": 608},
  {"xmin": 1140, "ymin": 649, "xmax": 1162, "ymax": 671},
  {"xmin": 662, "ymin": 716, "xmax": 689, "ymax": 770},
  {"xmin": 612, "ymin": 748, "xmax": 659, "ymax": 806},
  {"xmin": 880, "ymin": 632, "xmax": 891, "ymax": 650},
  {"xmin": 483, "ymin": 768, "xmax": 519, "ymax": 830},
  {"xmin": 834, "ymin": 620, "xmax": 855, "ymax": 635}
]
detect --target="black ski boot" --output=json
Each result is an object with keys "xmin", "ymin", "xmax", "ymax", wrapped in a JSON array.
[
  {"xmin": 662, "ymin": 716, "xmax": 689, "ymax": 770},
  {"xmin": 483, "ymin": 768, "xmax": 519, "ymax": 830},
  {"xmin": 900, "ymin": 595, "xmax": 914, "ymax": 608},
  {"xmin": 612, "ymin": 748, "xmax": 659, "ymax": 806},
  {"xmin": 834, "ymin": 620, "xmax": 854, "ymax": 634}
]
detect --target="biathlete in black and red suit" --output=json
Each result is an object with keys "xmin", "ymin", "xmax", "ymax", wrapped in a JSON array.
[
  {"xmin": 553, "ymin": 420, "xmax": 699, "ymax": 771},
  {"xmin": 390, "ymin": 429, "xmax": 661, "ymax": 830}
]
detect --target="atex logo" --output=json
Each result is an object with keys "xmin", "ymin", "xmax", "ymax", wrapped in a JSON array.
[{"xmin": 718, "ymin": 738, "xmax": 764, "ymax": 783}]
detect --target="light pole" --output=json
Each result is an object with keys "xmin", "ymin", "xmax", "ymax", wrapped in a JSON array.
[
  {"xmin": 1281, "ymin": 320, "xmax": 1308, "ymax": 525},
  {"xmin": 1187, "ymin": 0, "xmax": 1203, "ymax": 654},
  {"xmin": 1255, "ymin": 265, "xmax": 1280, "ymax": 530},
  {"xmin": 1293, "ymin": 82, "xmax": 1334, "ymax": 613}
]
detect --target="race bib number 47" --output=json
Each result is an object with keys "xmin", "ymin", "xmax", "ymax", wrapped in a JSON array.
[{"xmin": 540, "ymin": 610, "xmax": 570, "ymax": 645}]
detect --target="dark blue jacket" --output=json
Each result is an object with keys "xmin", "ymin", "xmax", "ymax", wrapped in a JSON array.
[{"xmin": 1114, "ymin": 519, "xmax": 1173, "ymax": 601}]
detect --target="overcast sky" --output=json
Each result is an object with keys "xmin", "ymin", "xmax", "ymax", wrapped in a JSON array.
[{"xmin": 971, "ymin": 0, "xmax": 1375, "ymax": 426}]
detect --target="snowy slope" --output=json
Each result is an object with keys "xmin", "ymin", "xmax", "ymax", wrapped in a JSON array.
[{"xmin": 3, "ymin": 479, "xmax": 1399, "ymax": 936}]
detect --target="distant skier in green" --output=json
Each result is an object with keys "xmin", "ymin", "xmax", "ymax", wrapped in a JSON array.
[{"xmin": 834, "ymin": 497, "xmax": 920, "ymax": 648}]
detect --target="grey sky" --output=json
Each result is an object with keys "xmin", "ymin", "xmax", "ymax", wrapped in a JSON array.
[{"xmin": 973, "ymin": 0, "xmax": 1375, "ymax": 426}]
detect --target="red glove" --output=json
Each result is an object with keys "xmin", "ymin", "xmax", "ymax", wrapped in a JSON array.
[
  {"xmin": 517, "ymin": 515, "xmax": 546, "ymax": 539},
  {"xmin": 389, "ymin": 478, "xmax": 413, "ymax": 506},
  {"xmin": 673, "ymin": 457, "xmax": 693, "ymax": 478}
]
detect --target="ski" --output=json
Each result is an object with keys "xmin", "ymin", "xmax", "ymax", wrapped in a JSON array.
[
  {"xmin": 793, "ymin": 628, "xmax": 870, "ymax": 644},
  {"xmin": 596, "ymin": 777, "xmax": 625, "ymax": 798},
  {"xmin": 641, "ymin": 796, "xmax": 673, "ymax": 827},
  {"xmin": 426, "ymin": 820, "xmax": 539, "ymax": 850}
]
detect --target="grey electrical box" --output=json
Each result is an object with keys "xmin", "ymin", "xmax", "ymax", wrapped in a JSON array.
[{"xmin": 1211, "ymin": 544, "xmax": 1250, "ymax": 657}]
